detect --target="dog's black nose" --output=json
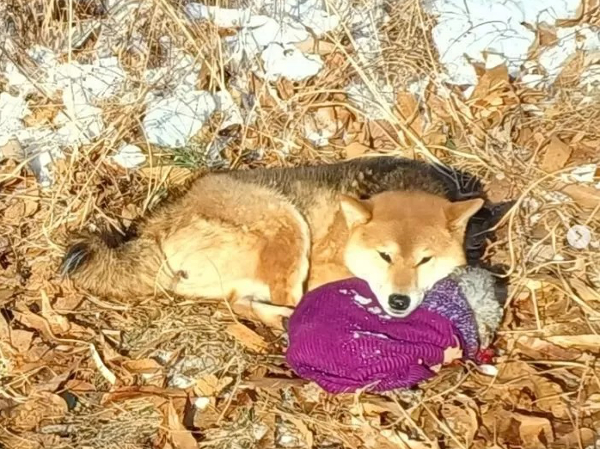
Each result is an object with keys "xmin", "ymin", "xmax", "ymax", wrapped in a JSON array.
[{"xmin": 389, "ymin": 294, "xmax": 410, "ymax": 311}]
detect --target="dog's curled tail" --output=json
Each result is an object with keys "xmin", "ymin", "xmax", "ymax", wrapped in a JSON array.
[{"xmin": 60, "ymin": 232, "xmax": 165, "ymax": 299}]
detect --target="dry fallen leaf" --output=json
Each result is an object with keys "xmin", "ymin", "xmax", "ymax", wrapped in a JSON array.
[
  {"xmin": 4, "ymin": 201, "xmax": 26, "ymax": 224},
  {"xmin": 570, "ymin": 278, "xmax": 600, "ymax": 302},
  {"xmin": 165, "ymin": 400, "xmax": 197, "ymax": 449},
  {"xmin": 441, "ymin": 402, "xmax": 478, "ymax": 446},
  {"xmin": 225, "ymin": 322, "xmax": 269, "ymax": 353},
  {"xmin": 344, "ymin": 142, "xmax": 371, "ymax": 159},
  {"xmin": 10, "ymin": 329, "xmax": 34, "ymax": 353},
  {"xmin": 541, "ymin": 136, "xmax": 572, "ymax": 172},
  {"xmin": 285, "ymin": 416, "xmax": 314, "ymax": 449},
  {"xmin": 0, "ymin": 312, "xmax": 9, "ymax": 341},
  {"xmin": 6, "ymin": 392, "xmax": 68, "ymax": 432},
  {"xmin": 40, "ymin": 290, "xmax": 71, "ymax": 335},
  {"xmin": 554, "ymin": 428, "xmax": 597, "ymax": 448},
  {"xmin": 194, "ymin": 373, "xmax": 233, "ymax": 396},
  {"xmin": 560, "ymin": 183, "xmax": 600, "ymax": 209},
  {"xmin": 122, "ymin": 358, "xmax": 164, "ymax": 374},
  {"xmin": 380, "ymin": 429, "xmax": 438, "ymax": 449},
  {"xmin": 496, "ymin": 361, "xmax": 568, "ymax": 419},
  {"xmin": 516, "ymin": 413, "xmax": 554, "ymax": 449}
]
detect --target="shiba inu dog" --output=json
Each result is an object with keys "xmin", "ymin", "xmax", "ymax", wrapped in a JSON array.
[{"xmin": 61, "ymin": 157, "xmax": 484, "ymax": 327}]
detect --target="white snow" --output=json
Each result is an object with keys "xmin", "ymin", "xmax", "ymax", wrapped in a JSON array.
[
  {"xmin": 560, "ymin": 164, "xmax": 598, "ymax": 184},
  {"xmin": 214, "ymin": 90, "xmax": 244, "ymax": 129},
  {"xmin": 186, "ymin": 1, "xmax": 329, "ymax": 82},
  {"xmin": 428, "ymin": 0, "xmax": 582, "ymax": 86},
  {"xmin": 346, "ymin": 82, "xmax": 395, "ymax": 120},
  {"xmin": 143, "ymin": 91, "xmax": 217, "ymax": 148},
  {"xmin": 193, "ymin": 396, "xmax": 211, "ymax": 410},
  {"xmin": 353, "ymin": 293, "xmax": 372, "ymax": 305},
  {"xmin": 261, "ymin": 44, "xmax": 323, "ymax": 81},
  {"xmin": 580, "ymin": 64, "xmax": 600, "ymax": 92},
  {"xmin": 262, "ymin": 0, "xmax": 340, "ymax": 37},
  {"xmin": 144, "ymin": 37, "xmax": 200, "ymax": 92},
  {"xmin": 112, "ymin": 144, "xmax": 146, "ymax": 169},
  {"xmin": 0, "ymin": 93, "xmax": 30, "ymax": 147},
  {"xmin": 367, "ymin": 306, "xmax": 383, "ymax": 314},
  {"xmin": 538, "ymin": 26, "xmax": 600, "ymax": 85},
  {"xmin": 185, "ymin": 3, "xmax": 252, "ymax": 28},
  {"xmin": 1, "ymin": 49, "xmax": 127, "ymax": 185}
]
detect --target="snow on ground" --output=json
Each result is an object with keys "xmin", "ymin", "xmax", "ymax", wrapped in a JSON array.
[
  {"xmin": 0, "ymin": 0, "xmax": 598, "ymax": 185},
  {"xmin": 427, "ymin": 0, "xmax": 583, "ymax": 87}
]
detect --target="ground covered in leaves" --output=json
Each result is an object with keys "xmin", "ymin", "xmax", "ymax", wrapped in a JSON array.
[{"xmin": 1, "ymin": 0, "xmax": 600, "ymax": 448}]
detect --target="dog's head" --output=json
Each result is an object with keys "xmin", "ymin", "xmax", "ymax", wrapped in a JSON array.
[{"xmin": 341, "ymin": 191, "xmax": 484, "ymax": 317}]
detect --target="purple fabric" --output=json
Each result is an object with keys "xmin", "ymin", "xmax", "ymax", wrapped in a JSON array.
[{"xmin": 286, "ymin": 277, "xmax": 479, "ymax": 393}]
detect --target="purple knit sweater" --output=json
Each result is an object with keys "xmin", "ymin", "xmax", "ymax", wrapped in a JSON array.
[{"xmin": 286, "ymin": 277, "xmax": 480, "ymax": 393}]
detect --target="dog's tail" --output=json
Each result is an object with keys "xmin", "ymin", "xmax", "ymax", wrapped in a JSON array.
[{"xmin": 60, "ymin": 232, "xmax": 166, "ymax": 299}]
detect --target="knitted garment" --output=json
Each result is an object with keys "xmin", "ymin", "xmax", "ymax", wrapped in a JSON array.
[{"xmin": 286, "ymin": 276, "xmax": 481, "ymax": 393}]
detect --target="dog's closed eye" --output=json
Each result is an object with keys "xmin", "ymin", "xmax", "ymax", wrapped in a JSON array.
[
  {"xmin": 417, "ymin": 256, "xmax": 432, "ymax": 266},
  {"xmin": 378, "ymin": 251, "xmax": 392, "ymax": 263}
]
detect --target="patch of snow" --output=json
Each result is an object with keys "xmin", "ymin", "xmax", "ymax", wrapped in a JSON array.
[
  {"xmin": 252, "ymin": 423, "xmax": 269, "ymax": 441},
  {"xmin": 0, "ymin": 93, "xmax": 30, "ymax": 147},
  {"xmin": 170, "ymin": 374, "xmax": 195, "ymax": 389},
  {"xmin": 54, "ymin": 84, "xmax": 105, "ymax": 146},
  {"xmin": 248, "ymin": 16, "xmax": 310, "ymax": 48},
  {"xmin": 346, "ymin": 81, "xmax": 395, "ymax": 120},
  {"xmin": 186, "ymin": 1, "xmax": 333, "ymax": 81},
  {"xmin": 537, "ymin": 26, "xmax": 600, "ymax": 86},
  {"xmin": 543, "ymin": 191, "xmax": 573, "ymax": 204},
  {"xmin": 347, "ymin": 0, "xmax": 389, "ymax": 66},
  {"xmin": 277, "ymin": 434, "xmax": 298, "ymax": 447},
  {"xmin": 214, "ymin": 90, "xmax": 244, "ymax": 129},
  {"xmin": 580, "ymin": 64, "xmax": 600, "ymax": 92},
  {"xmin": 261, "ymin": 0, "xmax": 340, "ymax": 37},
  {"xmin": 16, "ymin": 128, "xmax": 66, "ymax": 187},
  {"xmin": 112, "ymin": 144, "xmax": 146, "ymax": 169},
  {"xmin": 561, "ymin": 164, "xmax": 598, "ymax": 183},
  {"xmin": 1, "ymin": 50, "xmax": 127, "ymax": 184},
  {"xmin": 193, "ymin": 396, "xmax": 211, "ymax": 410},
  {"xmin": 353, "ymin": 293, "xmax": 372, "ymax": 305},
  {"xmin": 428, "ymin": 0, "xmax": 582, "ymax": 86},
  {"xmin": 4, "ymin": 46, "xmax": 59, "ymax": 96},
  {"xmin": 144, "ymin": 37, "xmax": 200, "ymax": 93},
  {"xmin": 305, "ymin": 126, "xmax": 335, "ymax": 147},
  {"xmin": 521, "ymin": 73, "xmax": 546, "ymax": 89},
  {"xmin": 142, "ymin": 91, "xmax": 217, "ymax": 148},
  {"xmin": 261, "ymin": 43, "xmax": 323, "ymax": 81},
  {"xmin": 185, "ymin": 3, "xmax": 252, "ymax": 27}
]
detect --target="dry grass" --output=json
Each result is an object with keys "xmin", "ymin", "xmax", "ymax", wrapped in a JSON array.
[{"xmin": 1, "ymin": 0, "xmax": 600, "ymax": 448}]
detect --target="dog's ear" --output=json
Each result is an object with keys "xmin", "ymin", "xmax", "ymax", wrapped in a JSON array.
[
  {"xmin": 340, "ymin": 195, "xmax": 372, "ymax": 228},
  {"xmin": 445, "ymin": 198, "xmax": 484, "ymax": 233}
]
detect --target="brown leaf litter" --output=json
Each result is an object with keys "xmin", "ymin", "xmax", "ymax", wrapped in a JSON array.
[{"xmin": 1, "ymin": 0, "xmax": 600, "ymax": 448}]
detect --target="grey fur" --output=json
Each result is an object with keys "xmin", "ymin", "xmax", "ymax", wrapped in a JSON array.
[{"xmin": 450, "ymin": 266, "xmax": 504, "ymax": 348}]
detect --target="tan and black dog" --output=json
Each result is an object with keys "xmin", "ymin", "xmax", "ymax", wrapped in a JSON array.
[{"xmin": 61, "ymin": 157, "xmax": 484, "ymax": 327}]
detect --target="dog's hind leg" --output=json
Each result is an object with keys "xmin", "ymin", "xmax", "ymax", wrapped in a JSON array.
[{"xmin": 255, "ymin": 202, "xmax": 311, "ymax": 308}]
